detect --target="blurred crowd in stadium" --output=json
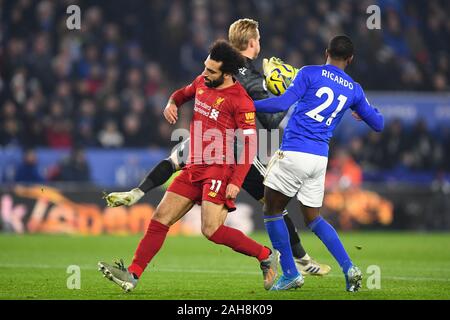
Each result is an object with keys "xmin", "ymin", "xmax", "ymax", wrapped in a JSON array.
[{"xmin": 1, "ymin": 0, "xmax": 449, "ymax": 184}]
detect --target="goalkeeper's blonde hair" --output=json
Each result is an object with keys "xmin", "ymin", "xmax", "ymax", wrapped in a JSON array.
[{"xmin": 228, "ymin": 18, "xmax": 259, "ymax": 51}]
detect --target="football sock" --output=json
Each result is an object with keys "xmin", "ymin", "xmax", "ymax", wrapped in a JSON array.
[
  {"xmin": 309, "ymin": 216, "xmax": 353, "ymax": 273},
  {"xmin": 283, "ymin": 211, "xmax": 307, "ymax": 259},
  {"xmin": 138, "ymin": 159, "xmax": 176, "ymax": 193},
  {"xmin": 264, "ymin": 214, "xmax": 300, "ymax": 279},
  {"xmin": 208, "ymin": 225, "xmax": 270, "ymax": 261},
  {"xmin": 128, "ymin": 219, "xmax": 169, "ymax": 278}
]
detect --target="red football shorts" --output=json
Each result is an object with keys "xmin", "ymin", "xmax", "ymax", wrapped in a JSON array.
[{"xmin": 167, "ymin": 164, "xmax": 236, "ymax": 212}]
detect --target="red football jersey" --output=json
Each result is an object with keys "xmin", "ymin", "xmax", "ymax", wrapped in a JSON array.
[{"xmin": 171, "ymin": 75, "xmax": 257, "ymax": 187}]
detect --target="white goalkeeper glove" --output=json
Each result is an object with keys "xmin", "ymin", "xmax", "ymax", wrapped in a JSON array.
[{"xmin": 103, "ymin": 188, "xmax": 145, "ymax": 207}]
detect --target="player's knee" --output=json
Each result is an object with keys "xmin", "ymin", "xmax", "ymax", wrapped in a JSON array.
[
  {"xmin": 166, "ymin": 155, "xmax": 180, "ymax": 171},
  {"xmin": 303, "ymin": 211, "xmax": 320, "ymax": 226},
  {"xmin": 202, "ymin": 223, "xmax": 219, "ymax": 239},
  {"xmin": 168, "ymin": 147, "xmax": 187, "ymax": 170},
  {"xmin": 262, "ymin": 202, "xmax": 279, "ymax": 216},
  {"xmin": 152, "ymin": 208, "xmax": 173, "ymax": 226}
]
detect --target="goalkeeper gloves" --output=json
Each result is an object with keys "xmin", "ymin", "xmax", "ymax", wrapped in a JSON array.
[
  {"xmin": 262, "ymin": 57, "xmax": 286, "ymax": 77},
  {"xmin": 103, "ymin": 188, "xmax": 145, "ymax": 207},
  {"xmin": 262, "ymin": 56, "xmax": 299, "ymax": 87}
]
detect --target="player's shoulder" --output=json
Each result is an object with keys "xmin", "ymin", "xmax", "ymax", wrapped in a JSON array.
[
  {"xmin": 193, "ymin": 75, "xmax": 205, "ymax": 87},
  {"xmin": 229, "ymin": 82, "xmax": 254, "ymax": 108},
  {"xmin": 353, "ymin": 81, "xmax": 362, "ymax": 89},
  {"xmin": 237, "ymin": 57, "xmax": 255, "ymax": 74},
  {"xmin": 351, "ymin": 81, "xmax": 366, "ymax": 103},
  {"xmin": 299, "ymin": 65, "xmax": 319, "ymax": 72},
  {"xmin": 231, "ymin": 80, "xmax": 251, "ymax": 97},
  {"xmin": 236, "ymin": 63, "xmax": 252, "ymax": 78},
  {"xmin": 294, "ymin": 65, "xmax": 322, "ymax": 83},
  {"xmin": 299, "ymin": 65, "xmax": 323, "ymax": 75},
  {"xmin": 235, "ymin": 64, "xmax": 262, "ymax": 87},
  {"xmin": 191, "ymin": 75, "xmax": 207, "ymax": 90},
  {"xmin": 352, "ymin": 81, "xmax": 364, "ymax": 95}
]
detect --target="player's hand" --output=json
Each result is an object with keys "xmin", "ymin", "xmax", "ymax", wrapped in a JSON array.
[
  {"xmin": 163, "ymin": 102, "xmax": 178, "ymax": 124},
  {"xmin": 103, "ymin": 188, "xmax": 145, "ymax": 207},
  {"xmin": 352, "ymin": 111, "xmax": 363, "ymax": 121},
  {"xmin": 225, "ymin": 184, "xmax": 240, "ymax": 200},
  {"xmin": 262, "ymin": 56, "xmax": 285, "ymax": 77}
]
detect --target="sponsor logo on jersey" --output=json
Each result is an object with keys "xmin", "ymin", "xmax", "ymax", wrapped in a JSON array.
[
  {"xmin": 194, "ymin": 97, "xmax": 222, "ymax": 120},
  {"xmin": 207, "ymin": 191, "xmax": 217, "ymax": 198},
  {"xmin": 209, "ymin": 108, "xmax": 220, "ymax": 120},
  {"xmin": 213, "ymin": 97, "xmax": 225, "ymax": 108},
  {"xmin": 245, "ymin": 112, "xmax": 255, "ymax": 124},
  {"xmin": 198, "ymin": 89, "xmax": 204, "ymax": 95},
  {"xmin": 239, "ymin": 67, "xmax": 247, "ymax": 76}
]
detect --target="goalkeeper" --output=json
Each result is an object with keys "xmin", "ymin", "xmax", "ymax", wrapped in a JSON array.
[{"xmin": 104, "ymin": 18, "xmax": 330, "ymax": 277}]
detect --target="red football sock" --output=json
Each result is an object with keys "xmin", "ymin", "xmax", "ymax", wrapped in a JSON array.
[
  {"xmin": 208, "ymin": 225, "xmax": 270, "ymax": 261},
  {"xmin": 128, "ymin": 219, "xmax": 169, "ymax": 278}
]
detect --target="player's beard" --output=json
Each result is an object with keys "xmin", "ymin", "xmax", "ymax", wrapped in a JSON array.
[{"xmin": 204, "ymin": 73, "xmax": 225, "ymax": 88}]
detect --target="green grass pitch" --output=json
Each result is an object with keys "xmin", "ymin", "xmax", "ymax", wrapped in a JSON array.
[{"xmin": 0, "ymin": 232, "xmax": 449, "ymax": 300}]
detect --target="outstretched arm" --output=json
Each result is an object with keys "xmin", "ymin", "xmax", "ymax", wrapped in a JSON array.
[
  {"xmin": 254, "ymin": 67, "xmax": 307, "ymax": 113},
  {"xmin": 254, "ymin": 90, "xmax": 299, "ymax": 113},
  {"xmin": 256, "ymin": 111, "xmax": 289, "ymax": 130}
]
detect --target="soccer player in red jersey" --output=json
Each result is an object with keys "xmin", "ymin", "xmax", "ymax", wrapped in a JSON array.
[{"xmin": 98, "ymin": 40, "xmax": 278, "ymax": 292}]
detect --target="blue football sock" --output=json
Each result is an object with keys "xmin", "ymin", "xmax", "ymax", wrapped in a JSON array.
[
  {"xmin": 309, "ymin": 216, "xmax": 353, "ymax": 274},
  {"xmin": 264, "ymin": 214, "xmax": 299, "ymax": 279}
]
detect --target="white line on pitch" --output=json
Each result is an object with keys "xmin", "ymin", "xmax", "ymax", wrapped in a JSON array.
[{"xmin": 1, "ymin": 263, "xmax": 450, "ymax": 283}]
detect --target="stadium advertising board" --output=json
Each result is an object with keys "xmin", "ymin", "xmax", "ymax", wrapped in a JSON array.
[{"xmin": 0, "ymin": 184, "xmax": 400, "ymax": 234}]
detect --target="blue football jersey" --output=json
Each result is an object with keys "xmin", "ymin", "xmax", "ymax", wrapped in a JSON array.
[{"xmin": 254, "ymin": 64, "xmax": 384, "ymax": 157}]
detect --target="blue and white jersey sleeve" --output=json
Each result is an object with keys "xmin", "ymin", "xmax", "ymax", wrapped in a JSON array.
[
  {"xmin": 351, "ymin": 83, "xmax": 384, "ymax": 132},
  {"xmin": 254, "ymin": 67, "xmax": 309, "ymax": 113}
]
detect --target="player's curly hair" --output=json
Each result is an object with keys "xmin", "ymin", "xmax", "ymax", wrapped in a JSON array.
[{"xmin": 209, "ymin": 40, "xmax": 245, "ymax": 75}]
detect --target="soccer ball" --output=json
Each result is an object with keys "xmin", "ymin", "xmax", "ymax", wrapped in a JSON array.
[{"xmin": 265, "ymin": 64, "xmax": 298, "ymax": 96}]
